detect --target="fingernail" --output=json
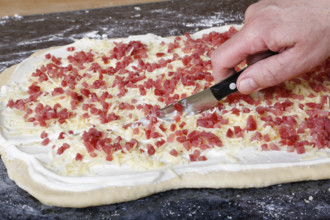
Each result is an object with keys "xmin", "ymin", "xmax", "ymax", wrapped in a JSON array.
[{"xmin": 239, "ymin": 78, "xmax": 258, "ymax": 93}]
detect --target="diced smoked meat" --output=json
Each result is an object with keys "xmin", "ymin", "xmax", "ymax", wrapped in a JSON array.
[
  {"xmin": 57, "ymin": 143, "xmax": 70, "ymax": 155},
  {"xmin": 245, "ymin": 115, "xmax": 257, "ymax": 131}
]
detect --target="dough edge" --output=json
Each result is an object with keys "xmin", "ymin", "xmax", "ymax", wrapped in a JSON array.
[
  {"xmin": 2, "ymin": 152, "xmax": 330, "ymax": 208},
  {"xmin": 1, "ymin": 28, "xmax": 330, "ymax": 208}
]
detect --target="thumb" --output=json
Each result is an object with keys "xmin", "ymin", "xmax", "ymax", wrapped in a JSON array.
[{"xmin": 237, "ymin": 48, "xmax": 307, "ymax": 93}]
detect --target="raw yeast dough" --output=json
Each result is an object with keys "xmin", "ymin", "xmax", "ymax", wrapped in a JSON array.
[{"xmin": 0, "ymin": 25, "xmax": 329, "ymax": 207}]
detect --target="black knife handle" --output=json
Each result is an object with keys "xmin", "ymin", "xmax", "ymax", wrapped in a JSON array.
[
  {"xmin": 210, "ymin": 68, "xmax": 243, "ymax": 100},
  {"xmin": 210, "ymin": 51, "xmax": 277, "ymax": 101}
]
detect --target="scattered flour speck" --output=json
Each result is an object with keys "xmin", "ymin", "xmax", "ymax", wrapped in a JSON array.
[
  {"xmin": 84, "ymin": 31, "xmax": 108, "ymax": 39},
  {"xmin": 0, "ymin": 14, "xmax": 23, "ymax": 24},
  {"xmin": 14, "ymin": 14, "xmax": 23, "ymax": 19},
  {"xmin": 304, "ymin": 196, "xmax": 313, "ymax": 204}
]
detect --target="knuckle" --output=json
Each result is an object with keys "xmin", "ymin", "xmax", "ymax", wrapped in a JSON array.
[
  {"xmin": 243, "ymin": 17, "xmax": 280, "ymax": 53},
  {"xmin": 242, "ymin": 27, "xmax": 266, "ymax": 53},
  {"xmin": 210, "ymin": 49, "xmax": 218, "ymax": 61},
  {"xmin": 245, "ymin": 0, "xmax": 278, "ymax": 20},
  {"xmin": 263, "ymin": 4, "xmax": 281, "ymax": 15},
  {"xmin": 262, "ymin": 66, "xmax": 280, "ymax": 87},
  {"xmin": 244, "ymin": 5, "xmax": 254, "ymax": 19},
  {"xmin": 266, "ymin": 39, "xmax": 281, "ymax": 52},
  {"xmin": 245, "ymin": 2, "xmax": 260, "ymax": 19},
  {"xmin": 210, "ymin": 50, "xmax": 220, "ymax": 66},
  {"xmin": 261, "ymin": 58, "xmax": 285, "ymax": 87},
  {"xmin": 211, "ymin": 47, "xmax": 225, "ymax": 66}
]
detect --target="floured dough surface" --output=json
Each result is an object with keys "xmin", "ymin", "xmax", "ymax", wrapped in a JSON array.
[{"xmin": 0, "ymin": 25, "xmax": 329, "ymax": 207}]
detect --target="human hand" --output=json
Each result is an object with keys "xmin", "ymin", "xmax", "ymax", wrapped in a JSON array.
[{"xmin": 211, "ymin": 0, "xmax": 330, "ymax": 94}]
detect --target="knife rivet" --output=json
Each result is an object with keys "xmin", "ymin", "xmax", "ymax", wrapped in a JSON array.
[{"xmin": 229, "ymin": 82, "xmax": 236, "ymax": 90}]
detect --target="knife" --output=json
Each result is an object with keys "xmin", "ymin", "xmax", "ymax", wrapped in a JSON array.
[{"xmin": 159, "ymin": 51, "xmax": 277, "ymax": 119}]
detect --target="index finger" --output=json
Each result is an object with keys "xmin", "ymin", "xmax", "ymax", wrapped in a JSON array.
[{"xmin": 211, "ymin": 26, "xmax": 268, "ymax": 82}]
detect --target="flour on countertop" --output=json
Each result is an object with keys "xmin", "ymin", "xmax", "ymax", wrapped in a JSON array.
[
  {"xmin": 13, "ymin": 14, "xmax": 23, "ymax": 19},
  {"xmin": 84, "ymin": 31, "xmax": 108, "ymax": 39},
  {"xmin": 185, "ymin": 12, "xmax": 225, "ymax": 27},
  {"xmin": 0, "ymin": 14, "xmax": 23, "ymax": 24},
  {"xmin": 1, "ymin": 14, "xmax": 22, "ymax": 19}
]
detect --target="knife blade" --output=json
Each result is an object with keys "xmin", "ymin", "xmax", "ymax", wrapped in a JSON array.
[{"xmin": 159, "ymin": 51, "xmax": 277, "ymax": 119}]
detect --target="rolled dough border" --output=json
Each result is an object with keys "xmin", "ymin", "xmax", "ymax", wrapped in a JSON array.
[{"xmin": 2, "ymin": 151, "xmax": 330, "ymax": 208}]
